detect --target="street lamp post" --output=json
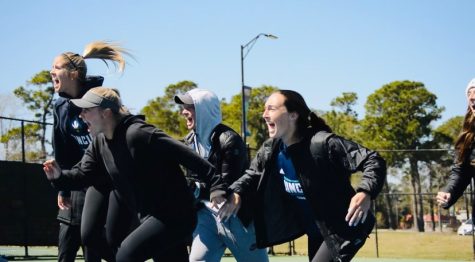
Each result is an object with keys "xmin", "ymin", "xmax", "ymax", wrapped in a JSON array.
[{"xmin": 240, "ymin": 33, "xmax": 278, "ymax": 146}]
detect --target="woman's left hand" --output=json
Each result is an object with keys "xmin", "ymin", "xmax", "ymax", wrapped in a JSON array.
[
  {"xmin": 217, "ymin": 192, "xmax": 241, "ymax": 222},
  {"xmin": 345, "ymin": 192, "xmax": 371, "ymax": 227},
  {"xmin": 43, "ymin": 159, "xmax": 61, "ymax": 180}
]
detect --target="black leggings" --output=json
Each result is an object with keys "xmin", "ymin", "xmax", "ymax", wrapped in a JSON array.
[
  {"xmin": 82, "ymin": 187, "xmax": 192, "ymax": 261},
  {"xmin": 308, "ymin": 234, "xmax": 367, "ymax": 262},
  {"xmin": 114, "ymin": 215, "xmax": 189, "ymax": 262},
  {"xmin": 81, "ymin": 186, "xmax": 115, "ymax": 261}
]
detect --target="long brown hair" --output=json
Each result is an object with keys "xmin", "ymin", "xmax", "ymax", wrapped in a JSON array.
[
  {"xmin": 277, "ymin": 90, "xmax": 332, "ymax": 138},
  {"xmin": 455, "ymin": 107, "xmax": 475, "ymax": 163}
]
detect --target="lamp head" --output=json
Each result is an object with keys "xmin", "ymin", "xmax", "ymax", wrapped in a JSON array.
[{"xmin": 264, "ymin": 34, "xmax": 278, "ymax": 39}]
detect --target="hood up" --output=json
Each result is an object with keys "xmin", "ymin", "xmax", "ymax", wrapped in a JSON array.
[{"xmin": 188, "ymin": 88, "xmax": 222, "ymax": 158}]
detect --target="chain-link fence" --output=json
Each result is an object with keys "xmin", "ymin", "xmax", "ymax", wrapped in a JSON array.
[
  {"xmin": 1, "ymin": 117, "xmax": 473, "ymax": 259},
  {"xmin": 0, "ymin": 116, "xmax": 53, "ymax": 163}
]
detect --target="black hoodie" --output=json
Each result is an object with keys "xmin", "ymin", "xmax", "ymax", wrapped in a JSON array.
[
  {"xmin": 52, "ymin": 115, "xmax": 224, "ymax": 229},
  {"xmin": 53, "ymin": 75, "xmax": 104, "ymax": 225}
]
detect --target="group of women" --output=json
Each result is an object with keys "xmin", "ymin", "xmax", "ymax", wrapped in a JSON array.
[{"xmin": 44, "ymin": 40, "xmax": 475, "ymax": 262}]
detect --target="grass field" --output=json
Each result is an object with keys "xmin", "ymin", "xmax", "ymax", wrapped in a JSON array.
[
  {"xmin": 262, "ymin": 229, "xmax": 474, "ymax": 261},
  {"xmin": 1, "ymin": 230, "xmax": 473, "ymax": 261},
  {"xmin": 357, "ymin": 230, "xmax": 473, "ymax": 260}
]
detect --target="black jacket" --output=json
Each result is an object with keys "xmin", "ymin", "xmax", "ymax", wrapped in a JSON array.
[
  {"xmin": 183, "ymin": 123, "xmax": 255, "ymax": 226},
  {"xmin": 52, "ymin": 115, "xmax": 224, "ymax": 228},
  {"xmin": 229, "ymin": 131, "xmax": 386, "ymax": 249},
  {"xmin": 52, "ymin": 75, "xmax": 104, "ymax": 225},
  {"xmin": 442, "ymin": 147, "xmax": 475, "ymax": 219}
]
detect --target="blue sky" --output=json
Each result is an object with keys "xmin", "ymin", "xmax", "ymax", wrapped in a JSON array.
[{"xmin": 1, "ymin": 1, "xmax": 474, "ymax": 126}]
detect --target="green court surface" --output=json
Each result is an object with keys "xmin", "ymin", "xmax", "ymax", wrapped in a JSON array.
[{"xmin": 0, "ymin": 246, "xmax": 471, "ymax": 262}]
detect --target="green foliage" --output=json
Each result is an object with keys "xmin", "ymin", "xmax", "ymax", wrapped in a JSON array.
[
  {"xmin": 14, "ymin": 70, "xmax": 54, "ymax": 119},
  {"xmin": 0, "ymin": 123, "xmax": 44, "ymax": 162},
  {"xmin": 5, "ymin": 70, "xmax": 54, "ymax": 162},
  {"xmin": 434, "ymin": 115, "xmax": 463, "ymax": 145},
  {"xmin": 221, "ymin": 85, "xmax": 278, "ymax": 148},
  {"xmin": 330, "ymin": 92, "xmax": 358, "ymax": 118},
  {"xmin": 221, "ymin": 93, "xmax": 242, "ymax": 135},
  {"xmin": 322, "ymin": 92, "xmax": 361, "ymax": 142},
  {"xmin": 0, "ymin": 123, "xmax": 41, "ymax": 143},
  {"xmin": 360, "ymin": 80, "xmax": 444, "ymax": 232},
  {"xmin": 360, "ymin": 80, "xmax": 444, "ymax": 166},
  {"xmin": 427, "ymin": 116, "xmax": 464, "ymax": 195}
]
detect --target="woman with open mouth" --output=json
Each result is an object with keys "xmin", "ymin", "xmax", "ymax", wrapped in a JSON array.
[
  {"xmin": 44, "ymin": 87, "xmax": 224, "ymax": 262},
  {"xmin": 50, "ymin": 41, "xmax": 130, "ymax": 262},
  {"xmin": 219, "ymin": 89, "xmax": 387, "ymax": 262},
  {"xmin": 437, "ymin": 78, "xmax": 475, "ymax": 240}
]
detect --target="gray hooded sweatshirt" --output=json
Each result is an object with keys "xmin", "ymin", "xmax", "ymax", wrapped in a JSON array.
[{"xmin": 187, "ymin": 88, "xmax": 222, "ymax": 158}]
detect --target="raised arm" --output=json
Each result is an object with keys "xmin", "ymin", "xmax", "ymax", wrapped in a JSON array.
[
  {"xmin": 136, "ymin": 126, "xmax": 224, "ymax": 199},
  {"xmin": 45, "ymin": 141, "xmax": 108, "ymax": 190}
]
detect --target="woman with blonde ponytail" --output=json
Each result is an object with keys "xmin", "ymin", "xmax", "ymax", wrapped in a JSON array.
[
  {"xmin": 437, "ymin": 78, "xmax": 475, "ymax": 229},
  {"xmin": 50, "ymin": 41, "xmax": 130, "ymax": 262},
  {"xmin": 44, "ymin": 87, "xmax": 222, "ymax": 261}
]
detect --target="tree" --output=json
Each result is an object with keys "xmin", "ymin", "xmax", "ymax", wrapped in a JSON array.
[
  {"xmin": 414, "ymin": 116, "xmax": 463, "ymax": 231},
  {"xmin": 0, "ymin": 94, "xmax": 23, "ymax": 160},
  {"xmin": 427, "ymin": 116, "xmax": 464, "ymax": 230},
  {"xmin": 330, "ymin": 92, "xmax": 358, "ymax": 118},
  {"xmin": 429, "ymin": 116, "xmax": 463, "ymax": 190},
  {"xmin": 221, "ymin": 93, "xmax": 242, "ymax": 138},
  {"xmin": 221, "ymin": 85, "xmax": 277, "ymax": 149},
  {"xmin": 322, "ymin": 92, "xmax": 361, "ymax": 141},
  {"xmin": 434, "ymin": 116, "xmax": 463, "ymax": 144},
  {"xmin": 4, "ymin": 70, "xmax": 54, "ymax": 162},
  {"xmin": 141, "ymin": 80, "xmax": 197, "ymax": 138},
  {"xmin": 0, "ymin": 123, "xmax": 43, "ymax": 161},
  {"xmin": 360, "ymin": 80, "xmax": 444, "ymax": 232}
]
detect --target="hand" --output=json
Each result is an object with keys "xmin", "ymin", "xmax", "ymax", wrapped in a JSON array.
[
  {"xmin": 345, "ymin": 192, "xmax": 371, "ymax": 227},
  {"xmin": 57, "ymin": 194, "xmax": 71, "ymax": 210},
  {"xmin": 210, "ymin": 195, "xmax": 227, "ymax": 209},
  {"xmin": 436, "ymin": 192, "xmax": 451, "ymax": 206},
  {"xmin": 43, "ymin": 159, "xmax": 61, "ymax": 180},
  {"xmin": 217, "ymin": 192, "xmax": 241, "ymax": 222}
]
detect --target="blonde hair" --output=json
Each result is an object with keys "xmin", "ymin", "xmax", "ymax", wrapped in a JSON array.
[
  {"xmin": 62, "ymin": 41, "xmax": 132, "ymax": 81},
  {"xmin": 89, "ymin": 87, "xmax": 130, "ymax": 115}
]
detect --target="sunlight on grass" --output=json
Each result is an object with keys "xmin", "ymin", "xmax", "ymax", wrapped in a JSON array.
[{"xmin": 269, "ymin": 230, "xmax": 473, "ymax": 260}]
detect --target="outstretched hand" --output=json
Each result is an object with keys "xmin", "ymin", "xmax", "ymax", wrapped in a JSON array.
[
  {"xmin": 436, "ymin": 192, "xmax": 451, "ymax": 206},
  {"xmin": 345, "ymin": 192, "xmax": 371, "ymax": 227},
  {"xmin": 43, "ymin": 159, "xmax": 61, "ymax": 180},
  {"xmin": 57, "ymin": 194, "xmax": 71, "ymax": 210},
  {"xmin": 217, "ymin": 192, "xmax": 241, "ymax": 222},
  {"xmin": 210, "ymin": 195, "xmax": 227, "ymax": 208}
]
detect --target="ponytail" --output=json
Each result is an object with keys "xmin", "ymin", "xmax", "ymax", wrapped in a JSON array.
[
  {"xmin": 308, "ymin": 111, "xmax": 332, "ymax": 134},
  {"xmin": 82, "ymin": 41, "xmax": 130, "ymax": 73},
  {"xmin": 62, "ymin": 41, "xmax": 132, "ymax": 82}
]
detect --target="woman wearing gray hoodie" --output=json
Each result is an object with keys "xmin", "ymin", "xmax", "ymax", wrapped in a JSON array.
[{"xmin": 175, "ymin": 88, "xmax": 268, "ymax": 262}]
